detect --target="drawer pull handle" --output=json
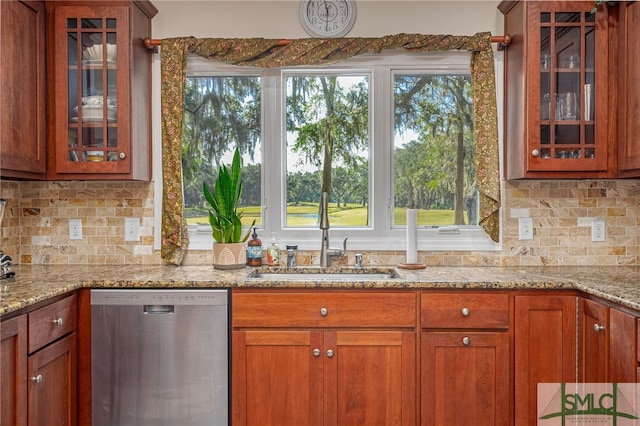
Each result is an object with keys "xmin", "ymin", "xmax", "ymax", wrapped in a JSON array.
[
  {"xmin": 52, "ymin": 318, "xmax": 64, "ymax": 326},
  {"xmin": 461, "ymin": 307, "xmax": 470, "ymax": 317},
  {"xmin": 31, "ymin": 374, "xmax": 43, "ymax": 384},
  {"xmin": 320, "ymin": 308, "xmax": 328, "ymax": 317},
  {"xmin": 313, "ymin": 348, "xmax": 321, "ymax": 357},
  {"xmin": 462, "ymin": 336, "xmax": 471, "ymax": 346},
  {"xmin": 326, "ymin": 349, "xmax": 334, "ymax": 358},
  {"xmin": 594, "ymin": 323, "xmax": 605, "ymax": 332}
]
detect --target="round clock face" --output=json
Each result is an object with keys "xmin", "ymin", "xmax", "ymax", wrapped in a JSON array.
[{"xmin": 300, "ymin": 0, "xmax": 357, "ymax": 38}]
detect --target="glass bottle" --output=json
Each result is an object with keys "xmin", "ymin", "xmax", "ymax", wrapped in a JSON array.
[{"xmin": 266, "ymin": 232, "xmax": 280, "ymax": 266}]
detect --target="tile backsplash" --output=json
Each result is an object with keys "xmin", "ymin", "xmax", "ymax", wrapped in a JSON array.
[{"xmin": 0, "ymin": 179, "xmax": 638, "ymax": 266}]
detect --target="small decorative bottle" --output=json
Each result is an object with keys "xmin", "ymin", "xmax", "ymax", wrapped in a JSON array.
[
  {"xmin": 265, "ymin": 232, "xmax": 280, "ymax": 266},
  {"xmin": 246, "ymin": 228, "xmax": 262, "ymax": 266}
]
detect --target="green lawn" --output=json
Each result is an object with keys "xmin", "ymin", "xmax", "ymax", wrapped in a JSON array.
[{"xmin": 188, "ymin": 203, "xmax": 463, "ymax": 227}]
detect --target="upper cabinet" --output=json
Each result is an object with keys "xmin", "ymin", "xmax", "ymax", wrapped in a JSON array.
[
  {"xmin": 0, "ymin": 0, "xmax": 47, "ymax": 179},
  {"xmin": 499, "ymin": 1, "xmax": 639, "ymax": 179},
  {"xmin": 500, "ymin": 1, "xmax": 612, "ymax": 179},
  {"xmin": 45, "ymin": 1, "xmax": 157, "ymax": 180},
  {"xmin": 617, "ymin": 1, "xmax": 640, "ymax": 176}
]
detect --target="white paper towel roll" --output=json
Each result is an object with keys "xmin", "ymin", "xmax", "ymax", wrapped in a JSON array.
[{"xmin": 406, "ymin": 209, "xmax": 417, "ymax": 264}]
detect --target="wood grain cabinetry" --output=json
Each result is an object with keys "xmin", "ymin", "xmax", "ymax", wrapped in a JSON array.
[
  {"xmin": 515, "ymin": 294, "xmax": 578, "ymax": 424},
  {"xmin": 1, "ymin": 315, "xmax": 27, "ymax": 425},
  {"xmin": 45, "ymin": 1, "xmax": 157, "ymax": 180},
  {"xmin": 499, "ymin": 1, "xmax": 615, "ymax": 179},
  {"xmin": 0, "ymin": 294, "xmax": 77, "ymax": 426},
  {"xmin": 0, "ymin": 0, "xmax": 46, "ymax": 179},
  {"xmin": 420, "ymin": 292, "xmax": 511, "ymax": 426},
  {"xmin": 617, "ymin": 0, "xmax": 640, "ymax": 176},
  {"xmin": 579, "ymin": 298, "xmax": 609, "ymax": 382},
  {"xmin": 232, "ymin": 290, "xmax": 417, "ymax": 426},
  {"xmin": 579, "ymin": 297, "xmax": 638, "ymax": 383}
]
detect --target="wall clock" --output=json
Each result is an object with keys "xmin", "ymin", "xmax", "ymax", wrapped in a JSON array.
[{"xmin": 300, "ymin": 0, "xmax": 357, "ymax": 38}]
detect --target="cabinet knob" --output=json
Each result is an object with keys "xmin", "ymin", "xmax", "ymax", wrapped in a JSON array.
[
  {"xmin": 52, "ymin": 318, "xmax": 63, "ymax": 326},
  {"xmin": 119, "ymin": 152, "xmax": 126, "ymax": 160},
  {"xmin": 594, "ymin": 323, "xmax": 605, "ymax": 332},
  {"xmin": 313, "ymin": 348, "xmax": 321, "ymax": 357},
  {"xmin": 320, "ymin": 307, "xmax": 328, "ymax": 317},
  {"xmin": 462, "ymin": 336, "xmax": 471, "ymax": 346},
  {"xmin": 461, "ymin": 307, "xmax": 470, "ymax": 317},
  {"xmin": 326, "ymin": 349, "xmax": 334, "ymax": 358},
  {"xmin": 531, "ymin": 149, "xmax": 540, "ymax": 157},
  {"xmin": 31, "ymin": 374, "xmax": 43, "ymax": 384}
]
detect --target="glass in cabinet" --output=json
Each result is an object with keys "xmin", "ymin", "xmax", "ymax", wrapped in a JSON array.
[
  {"xmin": 500, "ymin": 1, "xmax": 610, "ymax": 178},
  {"xmin": 47, "ymin": 3, "xmax": 153, "ymax": 180}
]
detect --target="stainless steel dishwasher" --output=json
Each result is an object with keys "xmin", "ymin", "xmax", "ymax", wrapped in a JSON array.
[{"xmin": 91, "ymin": 289, "xmax": 229, "ymax": 426}]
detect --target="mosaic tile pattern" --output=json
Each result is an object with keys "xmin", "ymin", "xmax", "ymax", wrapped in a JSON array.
[{"xmin": 0, "ymin": 179, "xmax": 638, "ymax": 266}]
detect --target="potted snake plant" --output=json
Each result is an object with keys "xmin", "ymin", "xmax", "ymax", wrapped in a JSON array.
[{"xmin": 203, "ymin": 148, "xmax": 255, "ymax": 269}]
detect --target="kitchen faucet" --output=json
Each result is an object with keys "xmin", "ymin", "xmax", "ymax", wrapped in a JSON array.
[{"xmin": 319, "ymin": 192, "xmax": 347, "ymax": 267}]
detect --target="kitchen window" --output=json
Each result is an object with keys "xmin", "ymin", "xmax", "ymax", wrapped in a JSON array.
[{"xmin": 182, "ymin": 51, "xmax": 499, "ymax": 251}]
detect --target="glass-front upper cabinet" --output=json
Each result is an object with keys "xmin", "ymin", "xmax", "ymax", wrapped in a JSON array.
[
  {"xmin": 500, "ymin": 1, "xmax": 611, "ymax": 179},
  {"xmin": 47, "ymin": 3, "xmax": 155, "ymax": 180}
]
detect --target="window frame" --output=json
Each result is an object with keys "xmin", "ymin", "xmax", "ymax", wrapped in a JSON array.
[{"xmin": 172, "ymin": 51, "xmax": 501, "ymax": 252}]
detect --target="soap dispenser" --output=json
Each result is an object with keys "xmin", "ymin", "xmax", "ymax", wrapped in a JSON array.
[
  {"xmin": 266, "ymin": 232, "xmax": 281, "ymax": 266},
  {"xmin": 247, "ymin": 227, "xmax": 262, "ymax": 266}
]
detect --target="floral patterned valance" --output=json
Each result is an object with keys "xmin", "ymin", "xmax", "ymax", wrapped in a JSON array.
[{"xmin": 160, "ymin": 32, "xmax": 500, "ymax": 265}]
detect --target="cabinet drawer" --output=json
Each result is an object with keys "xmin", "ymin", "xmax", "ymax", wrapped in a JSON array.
[
  {"xmin": 233, "ymin": 291, "xmax": 416, "ymax": 328},
  {"xmin": 421, "ymin": 293, "xmax": 509, "ymax": 329},
  {"xmin": 28, "ymin": 294, "xmax": 77, "ymax": 353}
]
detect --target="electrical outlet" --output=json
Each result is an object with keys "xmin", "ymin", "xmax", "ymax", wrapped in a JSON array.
[
  {"xmin": 518, "ymin": 217, "xmax": 533, "ymax": 240},
  {"xmin": 124, "ymin": 217, "xmax": 140, "ymax": 242},
  {"xmin": 69, "ymin": 219, "xmax": 83, "ymax": 240},
  {"xmin": 591, "ymin": 219, "xmax": 606, "ymax": 242}
]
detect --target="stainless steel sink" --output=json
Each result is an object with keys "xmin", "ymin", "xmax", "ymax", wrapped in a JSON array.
[{"xmin": 246, "ymin": 267, "xmax": 399, "ymax": 281}]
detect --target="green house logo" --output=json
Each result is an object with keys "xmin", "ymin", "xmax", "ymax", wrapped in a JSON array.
[{"xmin": 538, "ymin": 383, "xmax": 640, "ymax": 425}]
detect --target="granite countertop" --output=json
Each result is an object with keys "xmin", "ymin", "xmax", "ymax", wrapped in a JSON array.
[{"xmin": 1, "ymin": 264, "xmax": 638, "ymax": 316}]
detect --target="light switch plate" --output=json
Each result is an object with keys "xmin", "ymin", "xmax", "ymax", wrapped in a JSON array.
[
  {"xmin": 124, "ymin": 217, "xmax": 140, "ymax": 242},
  {"xmin": 518, "ymin": 217, "xmax": 533, "ymax": 240}
]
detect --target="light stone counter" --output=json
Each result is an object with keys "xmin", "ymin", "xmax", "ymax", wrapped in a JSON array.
[{"xmin": 1, "ymin": 264, "xmax": 638, "ymax": 316}]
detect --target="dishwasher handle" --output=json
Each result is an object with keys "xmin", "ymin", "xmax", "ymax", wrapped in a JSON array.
[{"xmin": 143, "ymin": 304, "xmax": 174, "ymax": 314}]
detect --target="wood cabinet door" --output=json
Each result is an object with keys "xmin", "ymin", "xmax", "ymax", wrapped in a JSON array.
[
  {"xmin": 609, "ymin": 308, "xmax": 637, "ymax": 382},
  {"xmin": 618, "ymin": 0, "xmax": 640, "ymax": 175},
  {"xmin": 27, "ymin": 333, "xmax": 77, "ymax": 426},
  {"xmin": 325, "ymin": 331, "xmax": 416, "ymax": 426},
  {"xmin": 0, "ymin": 0, "xmax": 46, "ymax": 179},
  {"xmin": 1, "ymin": 315, "xmax": 27, "ymax": 426},
  {"xmin": 421, "ymin": 331, "xmax": 509, "ymax": 426},
  {"xmin": 579, "ymin": 298, "xmax": 609, "ymax": 382},
  {"xmin": 515, "ymin": 295, "xmax": 577, "ymax": 425},
  {"xmin": 232, "ymin": 330, "xmax": 324, "ymax": 426}
]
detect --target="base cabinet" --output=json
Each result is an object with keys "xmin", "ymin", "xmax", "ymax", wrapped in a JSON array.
[
  {"xmin": 420, "ymin": 292, "xmax": 511, "ymax": 426},
  {"xmin": 514, "ymin": 294, "xmax": 578, "ymax": 425},
  {"xmin": 0, "ymin": 294, "xmax": 77, "ymax": 426},
  {"xmin": 421, "ymin": 332, "xmax": 510, "ymax": 425},
  {"xmin": 580, "ymin": 297, "xmax": 638, "ymax": 383},
  {"xmin": 27, "ymin": 334, "xmax": 77, "ymax": 426},
  {"xmin": 231, "ymin": 291, "xmax": 417, "ymax": 426},
  {"xmin": 1, "ymin": 315, "xmax": 27, "ymax": 425}
]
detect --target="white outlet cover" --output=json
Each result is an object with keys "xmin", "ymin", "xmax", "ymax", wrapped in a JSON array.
[{"xmin": 69, "ymin": 218, "xmax": 82, "ymax": 240}]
